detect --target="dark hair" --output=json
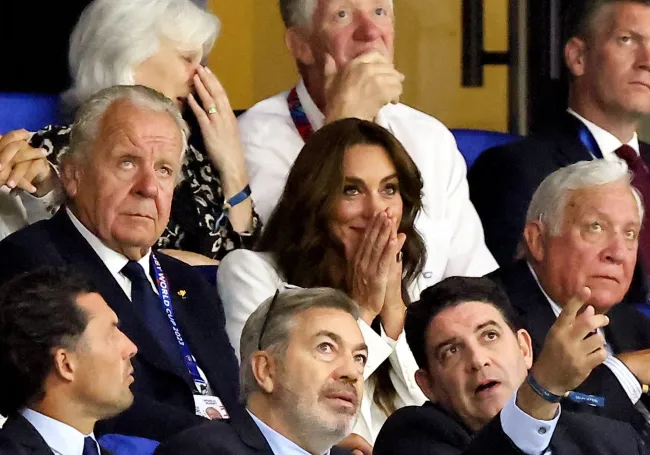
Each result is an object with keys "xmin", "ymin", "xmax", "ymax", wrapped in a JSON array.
[
  {"xmin": 257, "ymin": 118, "xmax": 426, "ymax": 293},
  {"xmin": 405, "ymin": 276, "xmax": 520, "ymax": 371},
  {"xmin": 563, "ymin": 0, "xmax": 650, "ymax": 43},
  {"xmin": 0, "ymin": 267, "xmax": 98, "ymax": 416},
  {"xmin": 257, "ymin": 117, "xmax": 426, "ymax": 416}
]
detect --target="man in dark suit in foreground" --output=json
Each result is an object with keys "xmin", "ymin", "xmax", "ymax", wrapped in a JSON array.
[
  {"xmin": 374, "ymin": 276, "xmax": 646, "ymax": 455},
  {"xmin": 155, "ymin": 288, "xmax": 365, "ymax": 455},
  {"xmin": 468, "ymin": 0, "xmax": 650, "ymax": 275},
  {"xmin": 489, "ymin": 159, "xmax": 650, "ymax": 444},
  {"xmin": 0, "ymin": 85, "xmax": 241, "ymax": 442},
  {"xmin": 0, "ymin": 267, "xmax": 136, "ymax": 455}
]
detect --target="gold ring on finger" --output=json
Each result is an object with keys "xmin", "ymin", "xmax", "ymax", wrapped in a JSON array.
[{"xmin": 207, "ymin": 106, "xmax": 218, "ymax": 115}]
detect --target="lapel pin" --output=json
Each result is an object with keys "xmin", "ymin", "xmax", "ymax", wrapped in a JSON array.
[{"xmin": 177, "ymin": 289, "xmax": 187, "ymax": 299}]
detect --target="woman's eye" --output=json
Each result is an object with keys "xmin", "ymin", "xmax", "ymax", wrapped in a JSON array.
[{"xmin": 343, "ymin": 185, "xmax": 359, "ymax": 196}]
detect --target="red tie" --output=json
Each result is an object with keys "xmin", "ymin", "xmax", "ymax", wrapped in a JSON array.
[{"xmin": 615, "ymin": 145, "xmax": 650, "ymax": 272}]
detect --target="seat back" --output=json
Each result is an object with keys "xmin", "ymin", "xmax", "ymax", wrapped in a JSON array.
[
  {"xmin": 0, "ymin": 92, "xmax": 61, "ymax": 134},
  {"xmin": 451, "ymin": 128, "xmax": 521, "ymax": 168}
]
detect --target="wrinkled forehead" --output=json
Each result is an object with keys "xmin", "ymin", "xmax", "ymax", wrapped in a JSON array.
[
  {"xmin": 97, "ymin": 102, "xmax": 183, "ymax": 153},
  {"xmin": 290, "ymin": 307, "xmax": 364, "ymax": 346},
  {"xmin": 425, "ymin": 301, "xmax": 510, "ymax": 347},
  {"xmin": 312, "ymin": 0, "xmax": 394, "ymax": 24},
  {"xmin": 562, "ymin": 181, "xmax": 641, "ymax": 225}
]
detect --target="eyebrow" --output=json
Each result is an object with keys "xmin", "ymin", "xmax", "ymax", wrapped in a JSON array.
[
  {"xmin": 432, "ymin": 320, "xmax": 501, "ymax": 358},
  {"xmin": 313, "ymin": 330, "xmax": 368, "ymax": 354},
  {"xmin": 343, "ymin": 174, "xmax": 399, "ymax": 185}
]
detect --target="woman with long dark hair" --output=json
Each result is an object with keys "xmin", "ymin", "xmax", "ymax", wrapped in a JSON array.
[{"xmin": 218, "ymin": 118, "xmax": 428, "ymax": 445}]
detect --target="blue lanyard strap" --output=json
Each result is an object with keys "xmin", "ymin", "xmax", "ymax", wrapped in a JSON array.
[
  {"xmin": 151, "ymin": 254, "xmax": 208, "ymax": 395},
  {"xmin": 578, "ymin": 124, "xmax": 603, "ymax": 159},
  {"xmin": 288, "ymin": 87, "xmax": 315, "ymax": 142}
]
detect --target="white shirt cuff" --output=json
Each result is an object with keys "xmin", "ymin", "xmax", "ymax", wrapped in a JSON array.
[
  {"xmin": 604, "ymin": 354, "xmax": 643, "ymax": 404},
  {"xmin": 499, "ymin": 391, "xmax": 560, "ymax": 455}
]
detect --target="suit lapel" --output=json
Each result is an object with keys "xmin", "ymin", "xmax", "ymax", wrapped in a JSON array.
[
  {"xmin": 47, "ymin": 211, "xmax": 190, "ymax": 381},
  {"xmin": 545, "ymin": 112, "xmax": 594, "ymax": 166},
  {"xmin": 230, "ymin": 409, "xmax": 275, "ymax": 455},
  {"xmin": 157, "ymin": 255, "xmax": 239, "ymax": 400},
  {"xmin": 1, "ymin": 415, "xmax": 54, "ymax": 455},
  {"xmin": 498, "ymin": 261, "xmax": 557, "ymax": 356},
  {"xmin": 548, "ymin": 419, "xmax": 583, "ymax": 455}
]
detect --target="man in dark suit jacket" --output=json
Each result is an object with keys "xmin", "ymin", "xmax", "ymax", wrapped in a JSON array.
[
  {"xmin": 487, "ymin": 159, "xmax": 650, "ymax": 443},
  {"xmin": 374, "ymin": 276, "xmax": 646, "ymax": 455},
  {"xmin": 0, "ymin": 85, "xmax": 240, "ymax": 442},
  {"xmin": 154, "ymin": 288, "xmax": 364, "ymax": 455},
  {"xmin": 468, "ymin": 0, "xmax": 650, "ymax": 272},
  {"xmin": 0, "ymin": 267, "xmax": 131, "ymax": 455}
]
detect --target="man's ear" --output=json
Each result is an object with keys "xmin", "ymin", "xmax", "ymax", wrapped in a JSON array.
[
  {"xmin": 285, "ymin": 27, "xmax": 315, "ymax": 66},
  {"xmin": 516, "ymin": 329, "xmax": 534, "ymax": 370},
  {"xmin": 414, "ymin": 368, "xmax": 437, "ymax": 403},
  {"xmin": 60, "ymin": 158, "xmax": 81, "ymax": 199},
  {"xmin": 250, "ymin": 352, "xmax": 277, "ymax": 393},
  {"xmin": 52, "ymin": 348, "xmax": 77, "ymax": 383},
  {"xmin": 523, "ymin": 221, "xmax": 546, "ymax": 263},
  {"xmin": 565, "ymin": 37, "xmax": 587, "ymax": 77}
]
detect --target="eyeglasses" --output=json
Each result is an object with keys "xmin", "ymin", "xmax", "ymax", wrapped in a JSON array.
[{"xmin": 258, "ymin": 289, "xmax": 280, "ymax": 351}]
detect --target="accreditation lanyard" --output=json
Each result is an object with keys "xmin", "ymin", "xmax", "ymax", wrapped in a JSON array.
[
  {"xmin": 288, "ymin": 86, "xmax": 315, "ymax": 142},
  {"xmin": 578, "ymin": 124, "xmax": 604, "ymax": 159},
  {"xmin": 151, "ymin": 254, "xmax": 208, "ymax": 395}
]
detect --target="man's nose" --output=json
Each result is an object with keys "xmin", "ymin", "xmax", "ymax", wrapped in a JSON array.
[
  {"xmin": 466, "ymin": 344, "xmax": 490, "ymax": 372},
  {"xmin": 134, "ymin": 167, "xmax": 159, "ymax": 199},
  {"xmin": 334, "ymin": 353, "xmax": 363, "ymax": 383},
  {"xmin": 353, "ymin": 12, "xmax": 382, "ymax": 41},
  {"xmin": 603, "ymin": 233, "xmax": 628, "ymax": 264}
]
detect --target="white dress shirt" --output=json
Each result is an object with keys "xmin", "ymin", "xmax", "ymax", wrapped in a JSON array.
[
  {"xmin": 500, "ymin": 391, "xmax": 559, "ymax": 455},
  {"xmin": 20, "ymin": 408, "xmax": 100, "ymax": 455},
  {"xmin": 217, "ymin": 249, "xmax": 427, "ymax": 444},
  {"xmin": 238, "ymin": 79, "xmax": 498, "ymax": 288},
  {"xmin": 527, "ymin": 262, "xmax": 643, "ymax": 405},
  {"xmin": 66, "ymin": 209, "xmax": 214, "ymax": 395},
  {"xmin": 567, "ymin": 108, "xmax": 640, "ymax": 159},
  {"xmin": 248, "ymin": 410, "xmax": 331, "ymax": 455}
]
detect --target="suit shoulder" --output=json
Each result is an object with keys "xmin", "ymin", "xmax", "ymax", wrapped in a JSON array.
[
  {"xmin": 376, "ymin": 403, "xmax": 469, "ymax": 452},
  {"xmin": 154, "ymin": 419, "xmax": 240, "ymax": 455},
  {"xmin": 560, "ymin": 411, "xmax": 643, "ymax": 450}
]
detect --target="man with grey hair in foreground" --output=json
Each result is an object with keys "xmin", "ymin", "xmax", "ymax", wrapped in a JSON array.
[
  {"xmin": 154, "ymin": 287, "xmax": 367, "ymax": 455},
  {"xmin": 488, "ymin": 159, "xmax": 650, "ymax": 444},
  {"xmin": 0, "ymin": 85, "xmax": 241, "ymax": 442}
]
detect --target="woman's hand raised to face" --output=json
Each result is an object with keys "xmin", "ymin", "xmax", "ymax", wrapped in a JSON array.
[
  {"xmin": 187, "ymin": 66, "xmax": 247, "ymax": 178},
  {"xmin": 347, "ymin": 209, "xmax": 404, "ymax": 326}
]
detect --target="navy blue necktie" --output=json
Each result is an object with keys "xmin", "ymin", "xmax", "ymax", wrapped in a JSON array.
[
  {"xmin": 121, "ymin": 260, "xmax": 182, "ymax": 368},
  {"xmin": 83, "ymin": 437, "xmax": 99, "ymax": 455}
]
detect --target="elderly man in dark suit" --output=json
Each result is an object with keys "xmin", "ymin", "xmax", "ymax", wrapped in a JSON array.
[
  {"xmin": 0, "ymin": 85, "xmax": 240, "ymax": 442},
  {"xmin": 374, "ymin": 276, "xmax": 646, "ymax": 455},
  {"xmin": 154, "ymin": 288, "xmax": 365, "ymax": 455},
  {"xmin": 468, "ymin": 0, "xmax": 650, "ymax": 279},
  {"xmin": 0, "ymin": 267, "xmax": 135, "ymax": 455},
  {"xmin": 488, "ymin": 159, "xmax": 650, "ymax": 444}
]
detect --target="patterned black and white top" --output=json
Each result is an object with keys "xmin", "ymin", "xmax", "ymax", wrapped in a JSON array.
[{"xmin": 30, "ymin": 124, "xmax": 260, "ymax": 261}]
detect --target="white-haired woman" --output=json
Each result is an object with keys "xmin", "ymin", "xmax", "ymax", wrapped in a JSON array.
[{"xmin": 0, "ymin": 0, "xmax": 258, "ymax": 263}]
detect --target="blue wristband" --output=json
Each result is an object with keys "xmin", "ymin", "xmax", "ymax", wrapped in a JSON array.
[
  {"xmin": 526, "ymin": 374, "xmax": 605, "ymax": 407},
  {"xmin": 225, "ymin": 185, "xmax": 251, "ymax": 209},
  {"xmin": 526, "ymin": 374, "xmax": 563, "ymax": 403}
]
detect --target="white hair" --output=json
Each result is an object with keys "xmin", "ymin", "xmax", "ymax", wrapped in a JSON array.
[
  {"xmin": 63, "ymin": 0, "xmax": 219, "ymax": 111},
  {"xmin": 279, "ymin": 0, "xmax": 394, "ymax": 28},
  {"xmin": 526, "ymin": 159, "xmax": 644, "ymax": 237},
  {"xmin": 66, "ymin": 85, "xmax": 189, "ymax": 185}
]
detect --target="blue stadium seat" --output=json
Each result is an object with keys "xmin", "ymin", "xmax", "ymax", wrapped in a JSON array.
[
  {"xmin": 451, "ymin": 128, "xmax": 521, "ymax": 169},
  {"xmin": 0, "ymin": 92, "xmax": 61, "ymax": 134}
]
